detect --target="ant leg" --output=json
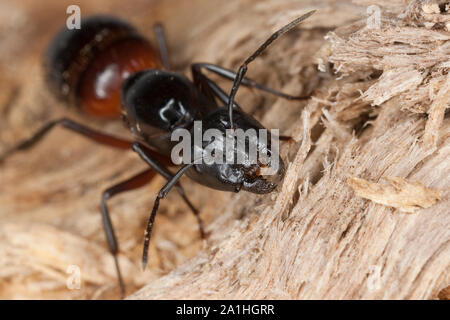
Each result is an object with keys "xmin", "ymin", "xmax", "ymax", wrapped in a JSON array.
[
  {"xmin": 141, "ymin": 164, "xmax": 194, "ymax": 269},
  {"xmin": 101, "ymin": 144, "xmax": 203, "ymax": 296},
  {"xmin": 192, "ymin": 65, "xmax": 306, "ymax": 109},
  {"xmin": 153, "ymin": 23, "xmax": 171, "ymax": 70},
  {"xmin": 191, "ymin": 70, "xmax": 295, "ymax": 144},
  {"xmin": 226, "ymin": 11, "xmax": 316, "ymax": 127},
  {"xmin": 192, "ymin": 63, "xmax": 310, "ymax": 101},
  {"xmin": 0, "ymin": 118, "xmax": 133, "ymax": 163},
  {"xmin": 279, "ymin": 135, "xmax": 294, "ymax": 142},
  {"xmin": 101, "ymin": 159, "xmax": 203, "ymax": 296},
  {"xmin": 191, "ymin": 65, "xmax": 236, "ymax": 108},
  {"xmin": 0, "ymin": 118, "xmax": 170, "ymax": 165},
  {"xmin": 101, "ymin": 168, "xmax": 157, "ymax": 297},
  {"xmin": 131, "ymin": 142, "xmax": 205, "ymax": 238}
]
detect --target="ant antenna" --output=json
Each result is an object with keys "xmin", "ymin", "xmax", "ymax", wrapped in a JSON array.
[{"xmin": 226, "ymin": 10, "xmax": 316, "ymax": 128}]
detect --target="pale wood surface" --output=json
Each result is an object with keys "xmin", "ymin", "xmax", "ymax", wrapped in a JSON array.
[{"xmin": 0, "ymin": 0, "xmax": 448, "ymax": 300}]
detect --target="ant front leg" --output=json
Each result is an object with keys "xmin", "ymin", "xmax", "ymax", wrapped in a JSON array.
[
  {"xmin": 0, "ymin": 118, "xmax": 133, "ymax": 163},
  {"xmin": 131, "ymin": 142, "xmax": 205, "ymax": 238},
  {"xmin": 141, "ymin": 163, "xmax": 194, "ymax": 269}
]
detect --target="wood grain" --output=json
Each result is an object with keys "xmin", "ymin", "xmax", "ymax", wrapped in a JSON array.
[{"xmin": 0, "ymin": 0, "xmax": 448, "ymax": 300}]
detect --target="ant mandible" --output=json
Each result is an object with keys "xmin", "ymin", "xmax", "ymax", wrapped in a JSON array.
[{"xmin": 0, "ymin": 10, "xmax": 315, "ymax": 296}]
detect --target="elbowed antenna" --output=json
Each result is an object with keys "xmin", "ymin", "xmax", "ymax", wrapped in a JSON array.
[{"xmin": 226, "ymin": 10, "xmax": 316, "ymax": 128}]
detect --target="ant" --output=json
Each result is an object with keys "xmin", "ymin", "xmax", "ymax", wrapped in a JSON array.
[{"xmin": 0, "ymin": 10, "xmax": 315, "ymax": 296}]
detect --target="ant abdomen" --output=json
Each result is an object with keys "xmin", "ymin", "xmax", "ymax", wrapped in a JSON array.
[{"xmin": 44, "ymin": 15, "xmax": 161, "ymax": 118}]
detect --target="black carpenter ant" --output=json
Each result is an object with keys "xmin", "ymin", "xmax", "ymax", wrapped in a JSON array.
[{"xmin": 0, "ymin": 10, "xmax": 315, "ymax": 296}]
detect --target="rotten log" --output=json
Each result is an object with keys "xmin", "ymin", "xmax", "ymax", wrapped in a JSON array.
[{"xmin": 0, "ymin": 0, "xmax": 448, "ymax": 300}]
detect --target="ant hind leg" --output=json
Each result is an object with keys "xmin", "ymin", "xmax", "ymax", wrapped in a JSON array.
[
  {"xmin": 0, "ymin": 118, "xmax": 133, "ymax": 163},
  {"xmin": 153, "ymin": 23, "xmax": 171, "ymax": 70}
]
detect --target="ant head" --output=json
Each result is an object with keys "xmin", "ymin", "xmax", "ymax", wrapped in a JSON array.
[
  {"xmin": 186, "ymin": 108, "xmax": 285, "ymax": 194},
  {"xmin": 121, "ymin": 70, "xmax": 210, "ymax": 140}
]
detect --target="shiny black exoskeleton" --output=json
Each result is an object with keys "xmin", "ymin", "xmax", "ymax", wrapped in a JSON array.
[
  {"xmin": 121, "ymin": 70, "xmax": 285, "ymax": 194},
  {"xmin": 0, "ymin": 11, "xmax": 315, "ymax": 297}
]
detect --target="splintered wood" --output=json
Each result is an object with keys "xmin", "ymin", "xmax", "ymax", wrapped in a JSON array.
[
  {"xmin": 326, "ymin": 0, "xmax": 450, "ymax": 148},
  {"xmin": 348, "ymin": 176, "xmax": 441, "ymax": 213},
  {"xmin": 424, "ymin": 73, "xmax": 450, "ymax": 147},
  {"xmin": 0, "ymin": 0, "xmax": 448, "ymax": 300}
]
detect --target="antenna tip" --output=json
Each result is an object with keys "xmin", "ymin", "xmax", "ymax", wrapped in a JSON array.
[
  {"xmin": 305, "ymin": 9, "xmax": 317, "ymax": 17},
  {"xmin": 292, "ymin": 9, "xmax": 317, "ymax": 25}
]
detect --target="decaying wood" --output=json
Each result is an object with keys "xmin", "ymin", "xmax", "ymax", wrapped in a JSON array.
[
  {"xmin": 0, "ymin": 0, "xmax": 448, "ymax": 300},
  {"xmin": 348, "ymin": 176, "xmax": 441, "ymax": 213}
]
